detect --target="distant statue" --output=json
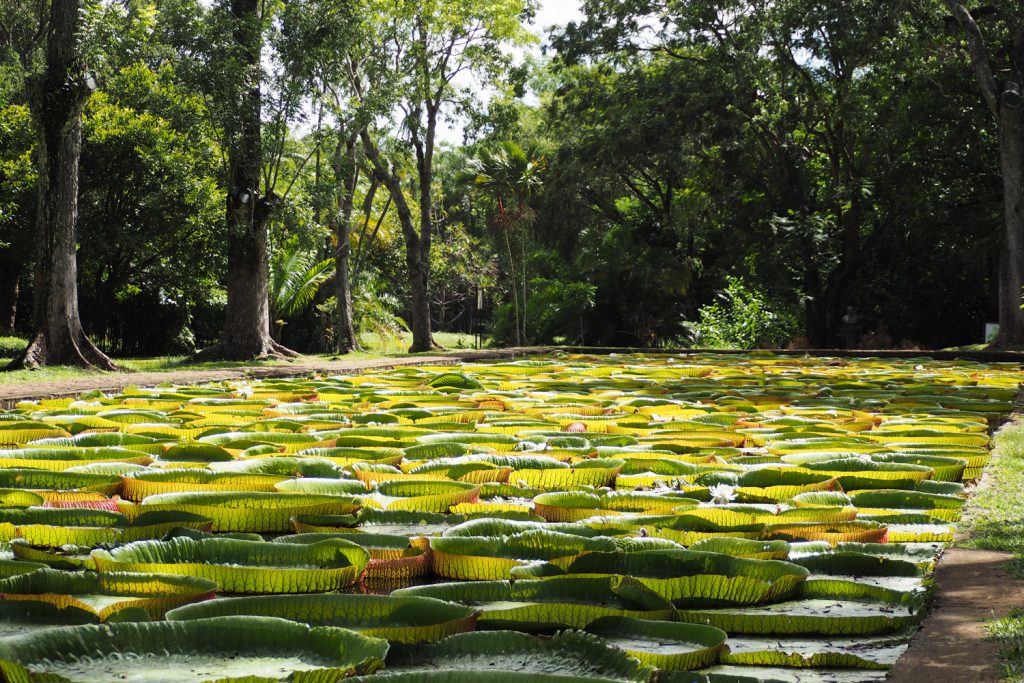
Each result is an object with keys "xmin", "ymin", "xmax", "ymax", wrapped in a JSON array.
[{"xmin": 841, "ymin": 306, "xmax": 860, "ymax": 349}]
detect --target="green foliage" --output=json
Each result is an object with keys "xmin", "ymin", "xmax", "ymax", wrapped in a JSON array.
[
  {"xmin": 351, "ymin": 274, "xmax": 410, "ymax": 352},
  {"xmin": 430, "ymin": 216, "xmax": 498, "ymax": 332},
  {"xmin": 523, "ymin": 56, "xmax": 714, "ymax": 346},
  {"xmin": 0, "ymin": 103, "xmax": 35, "ymax": 269},
  {"xmin": 963, "ymin": 421, "xmax": 1024, "ymax": 570},
  {"xmin": 538, "ymin": 0, "xmax": 1001, "ymax": 348},
  {"xmin": 461, "ymin": 141, "xmax": 544, "ymax": 222},
  {"xmin": 459, "ymin": 141, "xmax": 543, "ymax": 346},
  {"xmin": 0, "ymin": 335, "xmax": 26, "ymax": 359},
  {"xmin": 988, "ymin": 609, "xmax": 1024, "ymax": 682},
  {"xmin": 269, "ymin": 239, "xmax": 335, "ymax": 321},
  {"xmin": 77, "ymin": 59, "xmax": 225, "ymax": 354},
  {"xmin": 695, "ymin": 277, "xmax": 799, "ymax": 350},
  {"xmin": 492, "ymin": 278, "xmax": 596, "ymax": 345}
]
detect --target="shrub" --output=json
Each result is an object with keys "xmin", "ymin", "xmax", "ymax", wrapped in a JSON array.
[
  {"xmin": 0, "ymin": 336, "xmax": 27, "ymax": 359},
  {"xmin": 695, "ymin": 277, "xmax": 799, "ymax": 349}
]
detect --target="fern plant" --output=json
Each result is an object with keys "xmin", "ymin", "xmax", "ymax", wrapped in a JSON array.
[{"xmin": 269, "ymin": 240, "xmax": 335, "ymax": 341}]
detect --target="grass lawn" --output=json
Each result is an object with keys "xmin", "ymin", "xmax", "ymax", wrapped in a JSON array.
[
  {"xmin": 961, "ymin": 418, "xmax": 1024, "ymax": 681},
  {"xmin": 990, "ymin": 610, "xmax": 1024, "ymax": 683},
  {"xmin": 0, "ymin": 331, "xmax": 480, "ymax": 385},
  {"xmin": 962, "ymin": 421, "xmax": 1024, "ymax": 566}
]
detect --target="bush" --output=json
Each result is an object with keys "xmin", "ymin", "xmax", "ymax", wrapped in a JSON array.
[
  {"xmin": 0, "ymin": 336, "xmax": 27, "ymax": 360},
  {"xmin": 695, "ymin": 277, "xmax": 799, "ymax": 349},
  {"xmin": 316, "ymin": 273, "xmax": 410, "ymax": 353},
  {"xmin": 490, "ymin": 278, "xmax": 596, "ymax": 346}
]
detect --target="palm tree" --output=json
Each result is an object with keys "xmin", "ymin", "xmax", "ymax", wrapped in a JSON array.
[
  {"xmin": 269, "ymin": 241, "xmax": 336, "ymax": 343},
  {"xmin": 460, "ymin": 141, "xmax": 544, "ymax": 345}
]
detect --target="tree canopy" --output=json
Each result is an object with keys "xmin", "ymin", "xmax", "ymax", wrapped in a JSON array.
[{"xmin": 0, "ymin": 0, "xmax": 1016, "ymax": 359}]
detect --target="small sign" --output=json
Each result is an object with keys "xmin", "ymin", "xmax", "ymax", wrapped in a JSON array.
[{"xmin": 985, "ymin": 323, "xmax": 999, "ymax": 342}]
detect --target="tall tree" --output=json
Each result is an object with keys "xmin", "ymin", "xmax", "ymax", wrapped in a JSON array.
[
  {"xmin": 195, "ymin": 0, "xmax": 296, "ymax": 360},
  {"xmin": 272, "ymin": 0, "xmax": 360, "ymax": 354},
  {"xmin": 12, "ymin": 0, "xmax": 117, "ymax": 369},
  {"xmin": 462, "ymin": 141, "xmax": 543, "ymax": 345},
  {"xmin": 358, "ymin": 0, "xmax": 535, "ymax": 352},
  {"xmin": 330, "ymin": 129, "xmax": 360, "ymax": 353},
  {"xmin": 944, "ymin": 2, "xmax": 1024, "ymax": 347}
]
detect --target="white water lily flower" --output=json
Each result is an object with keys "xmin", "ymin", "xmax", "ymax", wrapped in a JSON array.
[{"xmin": 708, "ymin": 483, "xmax": 737, "ymax": 505}]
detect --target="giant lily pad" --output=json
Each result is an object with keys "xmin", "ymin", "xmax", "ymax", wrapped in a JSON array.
[
  {"xmin": 394, "ymin": 575, "xmax": 674, "ymax": 630},
  {"xmin": 675, "ymin": 596, "xmax": 923, "ymax": 636},
  {"xmin": 362, "ymin": 630, "xmax": 651, "ymax": 682},
  {"xmin": 139, "ymin": 491, "xmax": 363, "ymax": 532},
  {"xmin": 550, "ymin": 549, "xmax": 809, "ymax": 607},
  {"xmin": 0, "ymin": 615, "xmax": 388, "ymax": 682},
  {"xmin": 719, "ymin": 635, "xmax": 909, "ymax": 669},
  {"xmin": 92, "ymin": 536, "xmax": 369, "ymax": 593},
  {"xmin": 586, "ymin": 616, "xmax": 728, "ymax": 671},
  {"xmin": 166, "ymin": 593, "xmax": 477, "ymax": 644},
  {"xmin": 0, "ymin": 568, "xmax": 216, "ymax": 621}
]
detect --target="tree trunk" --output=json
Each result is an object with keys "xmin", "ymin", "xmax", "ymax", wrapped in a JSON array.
[
  {"xmin": 993, "ymin": 100, "xmax": 1024, "ymax": 346},
  {"xmin": 0, "ymin": 263, "xmax": 20, "ymax": 333},
  {"xmin": 945, "ymin": 4, "xmax": 1024, "ymax": 347},
  {"xmin": 501, "ymin": 227, "xmax": 521, "ymax": 346},
  {"xmin": 408, "ymin": 108, "xmax": 437, "ymax": 354},
  {"xmin": 359, "ymin": 128, "xmax": 434, "ymax": 352},
  {"xmin": 332, "ymin": 131, "xmax": 359, "ymax": 354},
  {"xmin": 821, "ymin": 190, "xmax": 864, "ymax": 346},
  {"xmin": 407, "ymin": 246, "xmax": 432, "ymax": 352},
  {"xmin": 197, "ymin": 0, "xmax": 295, "ymax": 361},
  {"xmin": 802, "ymin": 256, "xmax": 827, "ymax": 347},
  {"xmin": 10, "ymin": 0, "xmax": 117, "ymax": 371}
]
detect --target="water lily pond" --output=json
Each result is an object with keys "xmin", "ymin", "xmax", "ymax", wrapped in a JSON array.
[{"xmin": 0, "ymin": 353, "xmax": 1017, "ymax": 683}]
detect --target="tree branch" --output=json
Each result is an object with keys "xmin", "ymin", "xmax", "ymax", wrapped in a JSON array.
[{"xmin": 944, "ymin": 0, "xmax": 1000, "ymax": 116}]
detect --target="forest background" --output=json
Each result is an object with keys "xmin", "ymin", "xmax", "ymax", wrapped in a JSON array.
[{"xmin": 0, "ymin": 0, "xmax": 1020, "ymax": 364}]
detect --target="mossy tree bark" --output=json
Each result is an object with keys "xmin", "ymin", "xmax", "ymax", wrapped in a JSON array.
[
  {"xmin": 196, "ymin": 0, "xmax": 297, "ymax": 361},
  {"xmin": 11, "ymin": 0, "xmax": 117, "ymax": 371},
  {"xmin": 331, "ymin": 130, "xmax": 359, "ymax": 355}
]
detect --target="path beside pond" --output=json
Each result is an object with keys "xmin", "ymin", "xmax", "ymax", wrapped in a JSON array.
[
  {"xmin": 0, "ymin": 347, "xmax": 551, "ymax": 407},
  {"xmin": 889, "ymin": 418, "xmax": 1024, "ymax": 683},
  {"xmin": 887, "ymin": 547, "xmax": 1024, "ymax": 682}
]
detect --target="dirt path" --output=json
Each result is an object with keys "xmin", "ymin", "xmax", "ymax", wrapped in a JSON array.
[
  {"xmin": 888, "ymin": 419, "xmax": 1024, "ymax": 683},
  {"xmin": 0, "ymin": 347, "xmax": 551, "ymax": 407},
  {"xmin": 887, "ymin": 547, "xmax": 1024, "ymax": 682}
]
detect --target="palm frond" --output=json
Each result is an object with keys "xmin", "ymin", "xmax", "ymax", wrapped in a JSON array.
[{"xmin": 270, "ymin": 243, "xmax": 336, "ymax": 319}]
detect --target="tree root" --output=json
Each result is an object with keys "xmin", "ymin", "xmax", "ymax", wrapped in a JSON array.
[
  {"xmin": 335, "ymin": 341, "xmax": 363, "ymax": 355},
  {"xmin": 269, "ymin": 339, "xmax": 301, "ymax": 359},
  {"xmin": 406, "ymin": 331, "xmax": 445, "ymax": 354},
  {"xmin": 194, "ymin": 338, "xmax": 301, "ymax": 362},
  {"xmin": 6, "ymin": 331, "xmax": 121, "ymax": 372}
]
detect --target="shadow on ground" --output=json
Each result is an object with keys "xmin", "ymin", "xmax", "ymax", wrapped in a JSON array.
[{"xmin": 887, "ymin": 548, "xmax": 1024, "ymax": 682}]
